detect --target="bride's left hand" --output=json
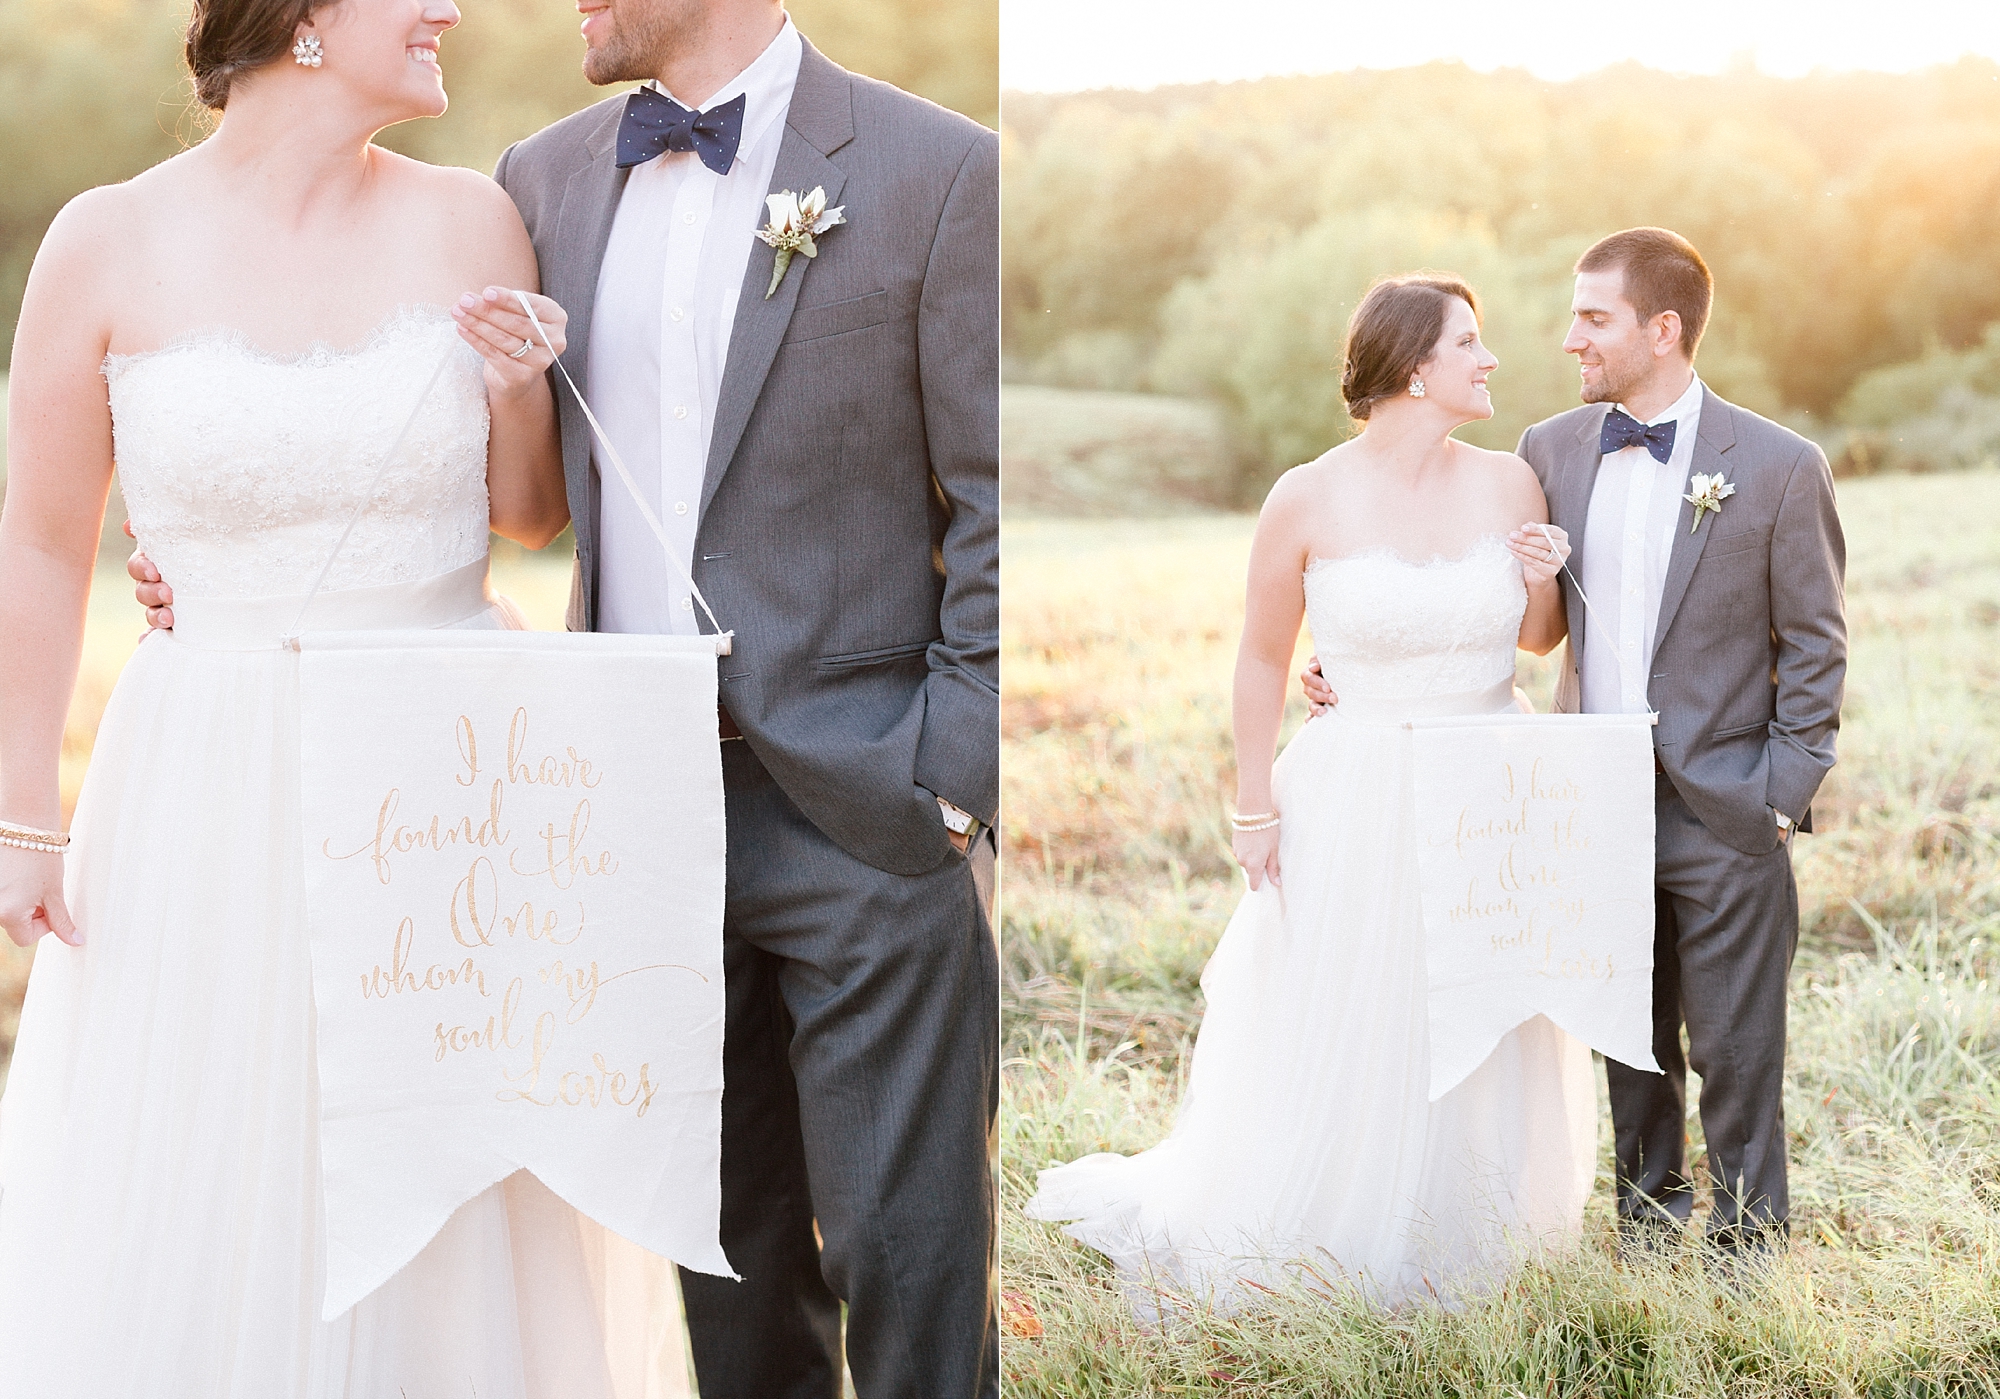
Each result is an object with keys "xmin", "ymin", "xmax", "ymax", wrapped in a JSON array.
[
  {"xmin": 1506, "ymin": 523, "xmax": 1570, "ymax": 591},
  {"xmin": 453, "ymin": 288, "xmax": 566, "ymax": 401}
]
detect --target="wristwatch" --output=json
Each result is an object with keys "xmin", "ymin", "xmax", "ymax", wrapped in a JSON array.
[
  {"xmin": 1773, "ymin": 807, "xmax": 1796, "ymax": 838},
  {"xmin": 936, "ymin": 797, "xmax": 981, "ymax": 842}
]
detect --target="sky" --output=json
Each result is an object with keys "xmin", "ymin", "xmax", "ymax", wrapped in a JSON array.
[{"xmin": 1001, "ymin": 0, "xmax": 2000, "ymax": 92}]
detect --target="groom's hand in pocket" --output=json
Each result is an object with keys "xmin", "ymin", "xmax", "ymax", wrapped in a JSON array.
[
  {"xmin": 126, "ymin": 522, "xmax": 173, "ymax": 631},
  {"xmin": 1301, "ymin": 656, "xmax": 1337, "ymax": 716}
]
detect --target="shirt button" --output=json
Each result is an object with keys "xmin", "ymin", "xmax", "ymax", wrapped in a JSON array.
[
  {"xmin": 683, "ymin": 212, "xmax": 698, "ymax": 225},
  {"xmin": 674, "ymin": 501, "xmax": 689, "ymax": 516},
  {"xmin": 674, "ymin": 406, "xmax": 689, "ymax": 420},
  {"xmin": 680, "ymin": 597, "xmax": 694, "ymax": 611},
  {"xmin": 670, "ymin": 306, "xmax": 685, "ymax": 322}
]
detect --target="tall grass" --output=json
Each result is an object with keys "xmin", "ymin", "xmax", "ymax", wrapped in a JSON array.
[{"xmin": 1001, "ymin": 473, "xmax": 2000, "ymax": 1395}]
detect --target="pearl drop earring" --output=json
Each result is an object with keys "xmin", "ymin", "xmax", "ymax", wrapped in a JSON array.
[
  {"xmin": 1408, "ymin": 376, "xmax": 1426, "ymax": 399},
  {"xmin": 292, "ymin": 34, "xmax": 323, "ymax": 67}
]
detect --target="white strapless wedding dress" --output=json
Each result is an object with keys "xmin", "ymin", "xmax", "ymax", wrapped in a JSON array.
[
  {"xmin": 0, "ymin": 307, "xmax": 691, "ymax": 1397},
  {"xmin": 1027, "ymin": 537, "xmax": 1598, "ymax": 1312}
]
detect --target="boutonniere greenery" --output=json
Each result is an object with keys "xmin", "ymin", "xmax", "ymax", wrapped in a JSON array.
[
  {"xmin": 755, "ymin": 187, "xmax": 846, "ymax": 299},
  {"xmin": 1684, "ymin": 472, "xmax": 1737, "ymax": 533}
]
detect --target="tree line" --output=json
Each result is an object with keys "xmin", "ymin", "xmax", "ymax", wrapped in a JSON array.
[{"xmin": 1003, "ymin": 60, "xmax": 2000, "ymax": 494}]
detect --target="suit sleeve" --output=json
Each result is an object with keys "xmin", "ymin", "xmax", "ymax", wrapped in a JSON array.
[
  {"xmin": 1765, "ymin": 442, "xmax": 1847, "ymax": 821},
  {"xmin": 493, "ymin": 142, "xmax": 515, "ymax": 189},
  {"xmin": 910, "ymin": 131, "xmax": 1000, "ymax": 824}
]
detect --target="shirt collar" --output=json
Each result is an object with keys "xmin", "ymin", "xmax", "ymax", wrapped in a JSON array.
[
  {"xmin": 645, "ymin": 16, "xmax": 801, "ymax": 169},
  {"xmin": 1620, "ymin": 373, "xmax": 1705, "ymax": 429}
]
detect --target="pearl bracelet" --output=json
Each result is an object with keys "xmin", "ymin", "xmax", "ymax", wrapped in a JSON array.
[
  {"xmin": 0, "ymin": 820, "xmax": 68, "ymax": 853},
  {"xmin": 1230, "ymin": 816, "xmax": 1281, "ymax": 833}
]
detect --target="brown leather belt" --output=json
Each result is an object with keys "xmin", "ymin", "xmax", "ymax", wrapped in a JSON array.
[
  {"xmin": 1654, "ymin": 753, "xmax": 1666, "ymax": 776},
  {"xmin": 719, "ymin": 704, "xmax": 743, "ymax": 741}
]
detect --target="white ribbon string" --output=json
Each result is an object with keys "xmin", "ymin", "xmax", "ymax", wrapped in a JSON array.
[
  {"xmin": 1535, "ymin": 522, "xmax": 1658, "ymax": 720},
  {"xmin": 512, "ymin": 291, "xmax": 729, "ymax": 645},
  {"xmin": 285, "ymin": 352, "xmax": 456, "ymax": 642}
]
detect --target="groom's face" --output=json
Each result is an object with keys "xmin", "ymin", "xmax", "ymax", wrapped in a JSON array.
[
  {"xmin": 579, "ymin": 0, "xmax": 704, "ymax": 84},
  {"xmin": 1564, "ymin": 268, "xmax": 1652, "ymax": 406}
]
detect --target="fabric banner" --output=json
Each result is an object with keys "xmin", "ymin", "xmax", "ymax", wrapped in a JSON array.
[
  {"xmin": 1408, "ymin": 712, "xmax": 1660, "ymax": 1101},
  {"xmin": 297, "ymin": 630, "xmax": 732, "ymax": 1318}
]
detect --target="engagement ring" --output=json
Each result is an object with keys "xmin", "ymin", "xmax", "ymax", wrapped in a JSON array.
[{"xmin": 509, "ymin": 338, "xmax": 533, "ymax": 359}]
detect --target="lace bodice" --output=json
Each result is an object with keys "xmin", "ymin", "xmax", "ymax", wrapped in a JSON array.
[
  {"xmin": 105, "ymin": 305, "xmax": 490, "ymax": 598},
  {"xmin": 1304, "ymin": 534, "xmax": 1525, "ymax": 699}
]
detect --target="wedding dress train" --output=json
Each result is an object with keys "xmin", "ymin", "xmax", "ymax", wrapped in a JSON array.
[
  {"xmin": 1027, "ymin": 537, "xmax": 1599, "ymax": 1312},
  {"xmin": 0, "ymin": 307, "xmax": 691, "ymax": 1398}
]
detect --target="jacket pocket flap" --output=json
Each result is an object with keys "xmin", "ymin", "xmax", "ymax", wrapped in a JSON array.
[
  {"xmin": 815, "ymin": 637, "xmax": 937, "ymax": 668},
  {"xmin": 783, "ymin": 289, "xmax": 891, "ymax": 345}
]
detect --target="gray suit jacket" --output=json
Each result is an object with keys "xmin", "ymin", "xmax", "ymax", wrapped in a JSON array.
[
  {"xmin": 494, "ymin": 41, "xmax": 999, "ymax": 878},
  {"xmin": 1517, "ymin": 388, "xmax": 1847, "ymax": 855}
]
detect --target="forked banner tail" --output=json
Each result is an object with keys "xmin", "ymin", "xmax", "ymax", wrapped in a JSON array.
[
  {"xmin": 298, "ymin": 630, "xmax": 732, "ymax": 1318},
  {"xmin": 1409, "ymin": 712, "xmax": 1660, "ymax": 1101}
]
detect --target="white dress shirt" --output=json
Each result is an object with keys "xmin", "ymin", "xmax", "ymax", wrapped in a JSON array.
[
  {"xmin": 589, "ymin": 18, "xmax": 802, "ymax": 636},
  {"xmin": 1578, "ymin": 374, "xmax": 1705, "ymax": 715}
]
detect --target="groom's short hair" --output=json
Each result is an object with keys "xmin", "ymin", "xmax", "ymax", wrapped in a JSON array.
[{"xmin": 1576, "ymin": 228, "xmax": 1713, "ymax": 360}]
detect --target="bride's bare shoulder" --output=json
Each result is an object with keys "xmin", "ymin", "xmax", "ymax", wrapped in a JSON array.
[
  {"xmin": 1272, "ymin": 441, "xmax": 1362, "ymax": 497},
  {"xmin": 382, "ymin": 152, "xmax": 525, "ymax": 230},
  {"xmin": 1462, "ymin": 442, "xmax": 1550, "ymax": 515}
]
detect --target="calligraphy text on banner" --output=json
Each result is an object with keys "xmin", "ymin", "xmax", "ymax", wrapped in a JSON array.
[{"xmin": 1408, "ymin": 713, "xmax": 1660, "ymax": 1100}]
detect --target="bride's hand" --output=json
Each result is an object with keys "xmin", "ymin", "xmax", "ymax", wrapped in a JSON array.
[
  {"xmin": 1507, "ymin": 523, "xmax": 1570, "ymax": 591},
  {"xmin": 453, "ymin": 288, "xmax": 566, "ymax": 401},
  {"xmin": 0, "ymin": 848, "xmax": 79, "ymax": 948},
  {"xmin": 1233, "ymin": 824, "xmax": 1281, "ymax": 891}
]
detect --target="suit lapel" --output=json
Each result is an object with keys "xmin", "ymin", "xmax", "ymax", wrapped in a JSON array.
[
  {"xmin": 698, "ymin": 41, "xmax": 855, "ymax": 523},
  {"xmin": 1652, "ymin": 386, "xmax": 1736, "ymax": 648},
  {"xmin": 549, "ymin": 102, "xmax": 632, "ymax": 402}
]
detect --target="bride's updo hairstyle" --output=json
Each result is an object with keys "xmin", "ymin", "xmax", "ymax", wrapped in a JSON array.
[
  {"xmin": 1340, "ymin": 274, "xmax": 1481, "ymax": 421},
  {"xmin": 186, "ymin": 0, "xmax": 331, "ymax": 108}
]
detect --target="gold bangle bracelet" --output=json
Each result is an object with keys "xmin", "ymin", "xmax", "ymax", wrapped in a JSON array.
[{"xmin": 1229, "ymin": 810, "xmax": 1278, "ymax": 827}]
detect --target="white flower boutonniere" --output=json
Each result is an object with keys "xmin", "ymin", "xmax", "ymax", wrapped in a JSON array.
[
  {"xmin": 1684, "ymin": 472, "xmax": 1737, "ymax": 533},
  {"xmin": 755, "ymin": 187, "xmax": 846, "ymax": 299}
]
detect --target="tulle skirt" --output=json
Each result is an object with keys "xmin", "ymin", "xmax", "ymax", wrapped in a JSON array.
[
  {"xmin": 0, "ymin": 571, "xmax": 690, "ymax": 1398},
  {"xmin": 1026, "ymin": 682, "xmax": 1599, "ymax": 1314}
]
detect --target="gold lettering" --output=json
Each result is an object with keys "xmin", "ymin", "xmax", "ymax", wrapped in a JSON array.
[{"xmin": 456, "ymin": 715, "xmax": 480, "ymax": 787}]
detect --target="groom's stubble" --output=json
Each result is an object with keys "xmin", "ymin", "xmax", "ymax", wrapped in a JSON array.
[{"xmin": 582, "ymin": 0, "xmax": 708, "ymax": 86}]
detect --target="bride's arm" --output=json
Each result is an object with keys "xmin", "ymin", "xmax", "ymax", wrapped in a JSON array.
[
  {"xmin": 447, "ymin": 178, "xmax": 570, "ymax": 550},
  {"xmin": 1230, "ymin": 474, "xmax": 1310, "ymax": 890},
  {"xmin": 0, "ymin": 195, "xmax": 120, "ymax": 946},
  {"xmin": 1502, "ymin": 455, "xmax": 1568, "ymax": 655}
]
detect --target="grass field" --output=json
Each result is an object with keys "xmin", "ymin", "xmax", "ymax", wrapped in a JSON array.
[
  {"xmin": 1001, "ymin": 473, "xmax": 2000, "ymax": 1395},
  {"xmin": 0, "ymin": 543, "xmax": 577, "ymax": 1088},
  {"xmin": 1003, "ymin": 385, "xmax": 1241, "ymax": 517}
]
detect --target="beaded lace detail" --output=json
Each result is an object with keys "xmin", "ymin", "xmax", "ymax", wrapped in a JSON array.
[
  {"xmin": 104, "ymin": 304, "xmax": 490, "ymax": 598},
  {"xmin": 1304, "ymin": 534, "xmax": 1525, "ymax": 698}
]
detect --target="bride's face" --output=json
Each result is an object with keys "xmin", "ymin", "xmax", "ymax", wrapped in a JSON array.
[
  {"xmin": 1414, "ymin": 299, "xmax": 1498, "ymax": 423},
  {"xmin": 307, "ymin": 0, "xmax": 461, "ymax": 120}
]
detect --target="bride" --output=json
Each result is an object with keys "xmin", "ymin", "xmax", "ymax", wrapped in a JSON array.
[
  {"xmin": 1027, "ymin": 274, "xmax": 1599, "ymax": 1312},
  {"xmin": 0, "ymin": 0, "xmax": 690, "ymax": 1392}
]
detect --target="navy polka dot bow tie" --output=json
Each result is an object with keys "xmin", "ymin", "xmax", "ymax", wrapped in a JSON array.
[
  {"xmin": 1599, "ymin": 408, "xmax": 1677, "ymax": 464},
  {"xmin": 614, "ymin": 88, "xmax": 747, "ymax": 175}
]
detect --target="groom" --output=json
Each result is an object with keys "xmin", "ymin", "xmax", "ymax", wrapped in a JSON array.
[
  {"xmin": 1310, "ymin": 227, "xmax": 1845, "ymax": 1253},
  {"xmin": 492, "ymin": 2, "xmax": 999, "ymax": 1393}
]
